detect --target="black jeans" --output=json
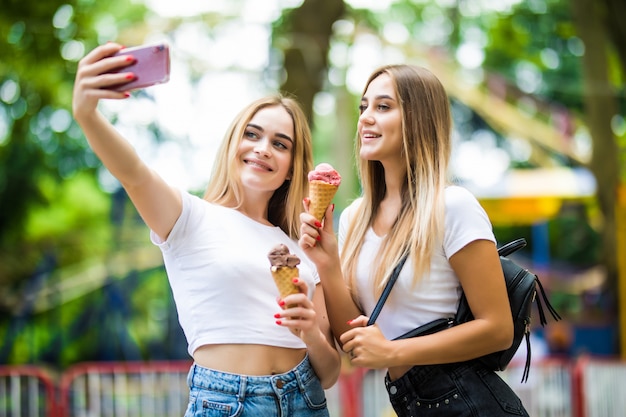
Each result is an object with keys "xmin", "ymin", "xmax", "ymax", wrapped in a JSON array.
[{"xmin": 384, "ymin": 360, "xmax": 529, "ymax": 416}]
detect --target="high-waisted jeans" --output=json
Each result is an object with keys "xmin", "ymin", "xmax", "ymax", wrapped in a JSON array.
[
  {"xmin": 384, "ymin": 360, "xmax": 529, "ymax": 416},
  {"xmin": 184, "ymin": 354, "xmax": 329, "ymax": 417}
]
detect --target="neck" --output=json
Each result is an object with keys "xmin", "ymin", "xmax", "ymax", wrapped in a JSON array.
[{"xmin": 227, "ymin": 192, "xmax": 273, "ymax": 226}]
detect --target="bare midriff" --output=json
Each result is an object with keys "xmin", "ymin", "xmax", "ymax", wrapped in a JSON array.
[{"xmin": 193, "ymin": 344, "xmax": 307, "ymax": 376}]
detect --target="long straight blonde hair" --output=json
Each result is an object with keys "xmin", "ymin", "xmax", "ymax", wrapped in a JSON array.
[
  {"xmin": 203, "ymin": 95, "xmax": 313, "ymax": 239},
  {"xmin": 341, "ymin": 65, "xmax": 452, "ymax": 298}
]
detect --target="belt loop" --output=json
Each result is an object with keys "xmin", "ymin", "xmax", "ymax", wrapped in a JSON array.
[
  {"xmin": 186, "ymin": 364, "xmax": 195, "ymax": 388},
  {"xmin": 238, "ymin": 375, "xmax": 247, "ymax": 404}
]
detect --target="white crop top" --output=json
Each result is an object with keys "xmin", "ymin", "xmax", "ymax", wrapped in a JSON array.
[
  {"xmin": 151, "ymin": 190, "xmax": 318, "ymax": 357},
  {"xmin": 338, "ymin": 185, "xmax": 496, "ymax": 340}
]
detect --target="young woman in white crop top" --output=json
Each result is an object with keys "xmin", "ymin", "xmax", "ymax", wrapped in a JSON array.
[
  {"xmin": 73, "ymin": 42, "xmax": 340, "ymax": 417},
  {"xmin": 299, "ymin": 65, "xmax": 529, "ymax": 416}
]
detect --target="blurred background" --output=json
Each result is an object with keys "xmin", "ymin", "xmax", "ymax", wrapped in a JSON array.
[{"xmin": 1, "ymin": 0, "xmax": 625, "ymax": 415}]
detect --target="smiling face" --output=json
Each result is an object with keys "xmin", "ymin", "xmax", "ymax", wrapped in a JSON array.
[
  {"xmin": 237, "ymin": 105, "xmax": 295, "ymax": 196},
  {"xmin": 357, "ymin": 73, "xmax": 403, "ymax": 165}
]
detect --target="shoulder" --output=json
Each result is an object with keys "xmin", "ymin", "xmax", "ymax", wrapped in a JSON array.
[
  {"xmin": 444, "ymin": 185, "xmax": 480, "ymax": 207},
  {"xmin": 443, "ymin": 185, "xmax": 495, "ymax": 257},
  {"xmin": 339, "ymin": 197, "xmax": 363, "ymax": 223}
]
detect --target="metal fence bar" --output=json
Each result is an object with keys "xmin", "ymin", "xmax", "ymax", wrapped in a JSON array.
[
  {"xmin": 0, "ymin": 366, "xmax": 57, "ymax": 417},
  {"xmin": 4, "ymin": 358, "xmax": 626, "ymax": 417},
  {"xmin": 59, "ymin": 362, "xmax": 192, "ymax": 417},
  {"xmin": 579, "ymin": 358, "xmax": 626, "ymax": 417}
]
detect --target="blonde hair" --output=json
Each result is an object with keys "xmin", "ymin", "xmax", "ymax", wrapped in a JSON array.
[
  {"xmin": 203, "ymin": 95, "xmax": 313, "ymax": 239},
  {"xmin": 341, "ymin": 65, "xmax": 452, "ymax": 298}
]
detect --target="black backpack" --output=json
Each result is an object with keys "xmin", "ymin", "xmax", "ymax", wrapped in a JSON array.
[{"xmin": 368, "ymin": 238, "xmax": 561, "ymax": 382}]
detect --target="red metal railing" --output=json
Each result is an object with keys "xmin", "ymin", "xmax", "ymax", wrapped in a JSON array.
[{"xmin": 2, "ymin": 357, "xmax": 626, "ymax": 417}]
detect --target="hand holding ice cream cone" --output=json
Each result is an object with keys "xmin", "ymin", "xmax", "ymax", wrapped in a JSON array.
[{"xmin": 307, "ymin": 163, "xmax": 341, "ymax": 221}]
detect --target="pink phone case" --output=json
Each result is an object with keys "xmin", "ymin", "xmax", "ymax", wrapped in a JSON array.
[{"xmin": 108, "ymin": 43, "xmax": 170, "ymax": 91}]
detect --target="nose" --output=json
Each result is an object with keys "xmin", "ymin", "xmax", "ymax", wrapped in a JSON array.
[
  {"xmin": 254, "ymin": 139, "xmax": 271, "ymax": 158},
  {"xmin": 359, "ymin": 109, "xmax": 374, "ymax": 125}
]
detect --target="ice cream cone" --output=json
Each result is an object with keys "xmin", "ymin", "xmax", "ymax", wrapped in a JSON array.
[
  {"xmin": 271, "ymin": 266, "xmax": 300, "ymax": 307},
  {"xmin": 309, "ymin": 180, "xmax": 338, "ymax": 221}
]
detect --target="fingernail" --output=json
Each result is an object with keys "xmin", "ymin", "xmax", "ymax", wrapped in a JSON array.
[
  {"xmin": 314, "ymin": 221, "xmax": 322, "ymax": 228},
  {"xmin": 274, "ymin": 313, "xmax": 281, "ymax": 318},
  {"xmin": 331, "ymin": 204, "xmax": 335, "ymax": 211},
  {"xmin": 125, "ymin": 73, "xmax": 135, "ymax": 80},
  {"xmin": 303, "ymin": 197, "xmax": 309, "ymax": 204},
  {"xmin": 279, "ymin": 300, "xmax": 285, "ymax": 306},
  {"xmin": 276, "ymin": 320, "xmax": 282, "ymax": 325},
  {"xmin": 123, "ymin": 92, "xmax": 130, "ymax": 98},
  {"xmin": 125, "ymin": 55, "xmax": 134, "ymax": 62},
  {"xmin": 347, "ymin": 320, "xmax": 353, "ymax": 325},
  {"xmin": 292, "ymin": 278, "xmax": 299, "ymax": 283},
  {"xmin": 316, "ymin": 235, "xmax": 321, "ymax": 241}
]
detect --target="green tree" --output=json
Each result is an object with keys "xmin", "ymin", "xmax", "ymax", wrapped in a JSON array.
[{"xmin": 0, "ymin": 0, "xmax": 148, "ymax": 306}]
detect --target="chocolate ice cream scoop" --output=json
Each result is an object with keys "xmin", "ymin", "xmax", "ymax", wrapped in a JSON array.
[{"xmin": 268, "ymin": 244, "xmax": 301, "ymax": 268}]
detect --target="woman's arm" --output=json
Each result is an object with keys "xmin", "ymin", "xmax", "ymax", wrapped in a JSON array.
[
  {"xmin": 340, "ymin": 239, "xmax": 514, "ymax": 369},
  {"xmin": 279, "ymin": 281, "xmax": 341, "ymax": 389},
  {"xmin": 72, "ymin": 43, "xmax": 181, "ymax": 240},
  {"xmin": 299, "ymin": 205, "xmax": 363, "ymax": 348}
]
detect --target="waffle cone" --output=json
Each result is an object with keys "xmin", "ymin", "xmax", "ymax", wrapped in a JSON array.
[
  {"xmin": 309, "ymin": 180, "xmax": 338, "ymax": 221},
  {"xmin": 271, "ymin": 266, "xmax": 300, "ymax": 299}
]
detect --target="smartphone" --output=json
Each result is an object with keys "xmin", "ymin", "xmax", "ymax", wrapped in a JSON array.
[{"xmin": 107, "ymin": 43, "xmax": 170, "ymax": 91}]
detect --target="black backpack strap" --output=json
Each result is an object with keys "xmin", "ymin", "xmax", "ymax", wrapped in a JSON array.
[
  {"xmin": 367, "ymin": 254, "xmax": 409, "ymax": 326},
  {"xmin": 497, "ymin": 238, "xmax": 527, "ymax": 257}
]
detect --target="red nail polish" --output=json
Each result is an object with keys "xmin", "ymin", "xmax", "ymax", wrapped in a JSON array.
[
  {"xmin": 279, "ymin": 300, "xmax": 285, "ymax": 306},
  {"xmin": 347, "ymin": 320, "xmax": 353, "ymax": 325},
  {"xmin": 316, "ymin": 235, "xmax": 321, "ymax": 241},
  {"xmin": 292, "ymin": 278, "xmax": 299, "ymax": 283},
  {"xmin": 123, "ymin": 92, "xmax": 130, "ymax": 98},
  {"xmin": 274, "ymin": 313, "xmax": 281, "ymax": 318},
  {"xmin": 125, "ymin": 55, "xmax": 134, "ymax": 62},
  {"xmin": 331, "ymin": 204, "xmax": 335, "ymax": 211},
  {"xmin": 315, "ymin": 221, "xmax": 322, "ymax": 228},
  {"xmin": 276, "ymin": 320, "xmax": 282, "ymax": 325},
  {"xmin": 125, "ymin": 73, "xmax": 135, "ymax": 80}
]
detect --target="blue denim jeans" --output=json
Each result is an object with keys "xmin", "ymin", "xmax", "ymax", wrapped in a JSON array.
[
  {"xmin": 385, "ymin": 360, "xmax": 529, "ymax": 416},
  {"xmin": 184, "ymin": 354, "xmax": 329, "ymax": 417}
]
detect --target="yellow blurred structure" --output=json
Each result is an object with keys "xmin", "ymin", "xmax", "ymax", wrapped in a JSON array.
[{"xmin": 465, "ymin": 167, "xmax": 596, "ymax": 225}]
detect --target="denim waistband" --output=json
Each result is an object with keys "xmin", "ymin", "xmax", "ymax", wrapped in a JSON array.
[
  {"xmin": 385, "ymin": 360, "xmax": 480, "ymax": 394},
  {"xmin": 188, "ymin": 354, "xmax": 314, "ymax": 396}
]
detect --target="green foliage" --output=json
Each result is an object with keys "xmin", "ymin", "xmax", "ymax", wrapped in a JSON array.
[
  {"xmin": 483, "ymin": 1, "xmax": 585, "ymax": 110},
  {"xmin": 0, "ymin": 0, "xmax": 148, "ymax": 292}
]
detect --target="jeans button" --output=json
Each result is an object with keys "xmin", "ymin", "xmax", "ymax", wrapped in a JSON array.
[
  {"xmin": 389, "ymin": 385, "xmax": 398, "ymax": 395},
  {"xmin": 276, "ymin": 379, "xmax": 284, "ymax": 389}
]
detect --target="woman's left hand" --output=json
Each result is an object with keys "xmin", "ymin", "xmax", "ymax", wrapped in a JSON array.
[
  {"xmin": 340, "ymin": 316, "xmax": 393, "ymax": 369},
  {"xmin": 274, "ymin": 279, "xmax": 323, "ymax": 344}
]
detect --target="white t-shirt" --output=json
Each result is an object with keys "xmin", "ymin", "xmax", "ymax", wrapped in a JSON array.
[
  {"xmin": 151, "ymin": 190, "xmax": 318, "ymax": 357},
  {"xmin": 338, "ymin": 185, "xmax": 495, "ymax": 340}
]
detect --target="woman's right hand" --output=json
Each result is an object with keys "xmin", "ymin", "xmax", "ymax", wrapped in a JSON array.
[
  {"xmin": 298, "ymin": 200, "xmax": 339, "ymax": 270},
  {"xmin": 72, "ymin": 42, "xmax": 136, "ymax": 122}
]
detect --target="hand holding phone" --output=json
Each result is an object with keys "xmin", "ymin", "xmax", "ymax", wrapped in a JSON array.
[{"xmin": 107, "ymin": 43, "xmax": 170, "ymax": 91}]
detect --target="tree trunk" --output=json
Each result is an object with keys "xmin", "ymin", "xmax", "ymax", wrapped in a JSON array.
[
  {"xmin": 570, "ymin": 0, "xmax": 620, "ymax": 294},
  {"xmin": 278, "ymin": 0, "xmax": 346, "ymax": 124}
]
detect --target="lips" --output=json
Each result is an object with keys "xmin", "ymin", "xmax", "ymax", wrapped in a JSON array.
[
  {"xmin": 244, "ymin": 158, "xmax": 273, "ymax": 172},
  {"xmin": 360, "ymin": 130, "xmax": 381, "ymax": 139}
]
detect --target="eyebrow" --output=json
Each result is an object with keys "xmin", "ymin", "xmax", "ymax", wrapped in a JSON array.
[
  {"xmin": 247, "ymin": 123, "xmax": 294, "ymax": 143},
  {"xmin": 361, "ymin": 94, "xmax": 396, "ymax": 102}
]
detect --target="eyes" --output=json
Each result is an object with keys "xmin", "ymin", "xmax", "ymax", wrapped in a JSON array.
[
  {"xmin": 359, "ymin": 102, "xmax": 392, "ymax": 114},
  {"xmin": 244, "ymin": 129, "xmax": 290, "ymax": 151}
]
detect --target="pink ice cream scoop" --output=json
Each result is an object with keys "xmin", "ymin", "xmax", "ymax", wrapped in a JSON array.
[{"xmin": 307, "ymin": 163, "xmax": 341, "ymax": 186}]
